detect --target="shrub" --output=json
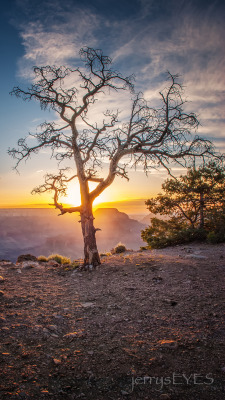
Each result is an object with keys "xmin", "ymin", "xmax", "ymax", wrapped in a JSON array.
[
  {"xmin": 100, "ymin": 252, "xmax": 112, "ymax": 257},
  {"xmin": 207, "ymin": 230, "xmax": 225, "ymax": 244},
  {"xmin": 47, "ymin": 254, "xmax": 71, "ymax": 264},
  {"xmin": 142, "ymin": 219, "xmax": 207, "ymax": 249},
  {"xmin": 37, "ymin": 255, "xmax": 48, "ymax": 262},
  {"xmin": 17, "ymin": 254, "xmax": 37, "ymax": 263},
  {"xmin": 112, "ymin": 243, "xmax": 127, "ymax": 254}
]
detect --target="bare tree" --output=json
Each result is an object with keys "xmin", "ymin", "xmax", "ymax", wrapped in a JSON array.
[{"xmin": 9, "ymin": 48, "xmax": 215, "ymax": 267}]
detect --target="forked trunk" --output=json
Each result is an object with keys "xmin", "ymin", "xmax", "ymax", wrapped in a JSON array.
[{"xmin": 80, "ymin": 203, "xmax": 101, "ymax": 268}]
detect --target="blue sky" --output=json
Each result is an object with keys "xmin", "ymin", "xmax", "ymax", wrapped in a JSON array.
[{"xmin": 0, "ymin": 0, "xmax": 225, "ymax": 208}]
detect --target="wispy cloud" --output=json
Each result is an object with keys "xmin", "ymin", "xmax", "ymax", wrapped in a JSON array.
[{"xmin": 14, "ymin": 0, "xmax": 225, "ymax": 151}]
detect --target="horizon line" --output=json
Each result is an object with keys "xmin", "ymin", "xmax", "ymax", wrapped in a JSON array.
[{"xmin": 0, "ymin": 198, "xmax": 148, "ymax": 209}]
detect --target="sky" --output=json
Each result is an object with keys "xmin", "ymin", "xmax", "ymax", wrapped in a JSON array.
[{"xmin": 0, "ymin": 0, "xmax": 225, "ymax": 213}]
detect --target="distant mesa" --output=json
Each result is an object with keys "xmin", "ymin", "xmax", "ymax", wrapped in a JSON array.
[{"xmin": 94, "ymin": 207, "xmax": 130, "ymax": 220}]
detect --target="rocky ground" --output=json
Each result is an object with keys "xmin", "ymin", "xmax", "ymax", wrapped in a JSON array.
[{"xmin": 0, "ymin": 243, "xmax": 225, "ymax": 400}]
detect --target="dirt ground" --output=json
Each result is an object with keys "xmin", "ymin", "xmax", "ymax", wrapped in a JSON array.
[{"xmin": 0, "ymin": 243, "xmax": 225, "ymax": 400}]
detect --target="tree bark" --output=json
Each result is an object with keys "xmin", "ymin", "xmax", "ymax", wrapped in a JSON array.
[{"xmin": 80, "ymin": 202, "xmax": 101, "ymax": 268}]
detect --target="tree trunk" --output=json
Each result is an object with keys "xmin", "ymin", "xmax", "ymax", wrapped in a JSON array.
[{"xmin": 80, "ymin": 202, "xmax": 101, "ymax": 268}]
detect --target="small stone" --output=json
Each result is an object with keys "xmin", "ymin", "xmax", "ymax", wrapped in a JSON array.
[
  {"xmin": 221, "ymin": 366, "xmax": 225, "ymax": 372},
  {"xmin": 63, "ymin": 331, "xmax": 85, "ymax": 338},
  {"xmin": 160, "ymin": 395, "xmax": 171, "ymax": 399},
  {"xmin": 185, "ymin": 254, "xmax": 207, "ymax": 259},
  {"xmin": 53, "ymin": 358, "xmax": 61, "ymax": 365},
  {"xmin": 0, "ymin": 290, "xmax": 4, "ymax": 297},
  {"xmin": 33, "ymin": 325, "xmax": 42, "ymax": 331},
  {"xmin": 152, "ymin": 276, "xmax": 163, "ymax": 283},
  {"xmin": 43, "ymin": 328, "xmax": 49, "ymax": 333},
  {"xmin": 22, "ymin": 262, "xmax": 35, "ymax": 269},
  {"xmin": 63, "ymin": 332, "xmax": 79, "ymax": 338},
  {"xmin": 81, "ymin": 302, "xmax": 95, "ymax": 308},
  {"xmin": 53, "ymin": 315, "xmax": 63, "ymax": 320},
  {"xmin": 0, "ymin": 276, "xmax": 5, "ymax": 283},
  {"xmin": 47, "ymin": 260, "xmax": 60, "ymax": 267},
  {"xmin": 17, "ymin": 269, "xmax": 22, "ymax": 273},
  {"xmin": 87, "ymin": 351, "xmax": 94, "ymax": 355},
  {"xmin": 121, "ymin": 390, "xmax": 129, "ymax": 395},
  {"xmin": 51, "ymin": 333, "xmax": 59, "ymax": 338},
  {"xmin": 160, "ymin": 340, "xmax": 178, "ymax": 349},
  {"xmin": 48, "ymin": 325, "xmax": 58, "ymax": 332}
]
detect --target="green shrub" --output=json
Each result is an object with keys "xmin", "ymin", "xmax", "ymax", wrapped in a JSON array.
[
  {"xmin": 47, "ymin": 254, "xmax": 71, "ymax": 264},
  {"xmin": 142, "ymin": 219, "xmax": 207, "ymax": 249},
  {"xmin": 207, "ymin": 230, "xmax": 225, "ymax": 244},
  {"xmin": 112, "ymin": 243, "xmax": 127, "ymax": 254}
]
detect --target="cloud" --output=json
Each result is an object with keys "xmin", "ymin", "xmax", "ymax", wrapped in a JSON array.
[
  {"xmin": 17, "ymin": 4, "xmax": 99, "ymax": 77},
  {"xmin": 15, "ymin": 0, "xmax": 225, "ymax": 152}
]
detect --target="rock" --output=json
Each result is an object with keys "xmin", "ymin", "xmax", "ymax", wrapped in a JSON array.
[
  {"xmin": 160, "ymin": 340, "xmax": 178, "ymax": 349},
  {"xmin": 24, "ymin": 261, "xmax": 40, "ymax": 268},
  {"xmin": 0, "ymin": 261, "xmax": 15, "ymax": 268},
  {"xmin": 0, "ymin": 290, "xmax": 4, "ymax": 297},
  {"xmin": 33, "ymin": 325, "xmax": 42, "ymax": 332},
  {"xmin": 21, "ymin": 262, "xmax": 35, "ymax": 270},
  {"xmin": 43, "ymin": 328, "xmax": 49, "ymax": 334},
  {"xmin": 63, "ymin": 332, "xmax": 79, "ymax": 338},
  {"xmin": 17, "ymin": 254, "xmax": 37, "ymax": 263},
  {"xmin": 121, "ymin": 390, "xmax": 129, "ymax": 395},
  {"xmin": 63, "ymin": 331, "xmax": 85, "ymax": 338},
  {"xmin": 81, "ymin": 302, "xmax": 95, "ymax": 308},
  {"xmin": 53, "ymin": 358, "xmax": 61, "ymax": 365},
  {"xmin": 0, "ymin": 276, "xmax": 5, "ymax": 283},
  {"xmin": 47, "ymin": 260, "xmax": 60, "ymax": 267},
  {"xmin": 48, "ymin": 325, "xmax": 58, "ymax": 332},
  {"xmin": 160, "ymin": 395, "xmax": 171, "ymax": 399},
  {"xmin": 163, "ymin": 299, "xmax": 178, "ymax": 306},
  {"xmin": 53, "ymin": 314, "xmax": 64, "ymax": 321},
  {"xmin": 185, "ymin": 254, "xmax": 207, "ymax": 259},
  {"xmin": 152, "ymin": 276, "xmax": 163, "ymax": 283}
]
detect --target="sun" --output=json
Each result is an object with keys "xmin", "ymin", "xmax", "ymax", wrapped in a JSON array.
[
  {"xmin": 60, "ymin": 180, "xmax": 113, "ymax": 207},
  {"xmin": 60, "ymin": 181, "xmax": 81, "ymax": 206}
]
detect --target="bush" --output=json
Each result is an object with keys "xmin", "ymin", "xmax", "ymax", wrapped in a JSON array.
[
  {"xmin": 207, "ymin": 230, "xmax": 225, "ymax": 244},
  {"xmin": 112, "ymin": 243, "xmax": 127, "ymax": 254},
  {"xmin": 142, "ymin": 219, "xmax": 207, "ymax": 249},
  {"xmin": 17, "ymin": 254, "xmax": 37, "ymax": 263},
  {"xmin": 37, "ymin": 255, "xmax": 48, "ymax": 262},
  {"xmin": 47, "ymin": 254, "xmax": 71, "ymax": 264}
]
